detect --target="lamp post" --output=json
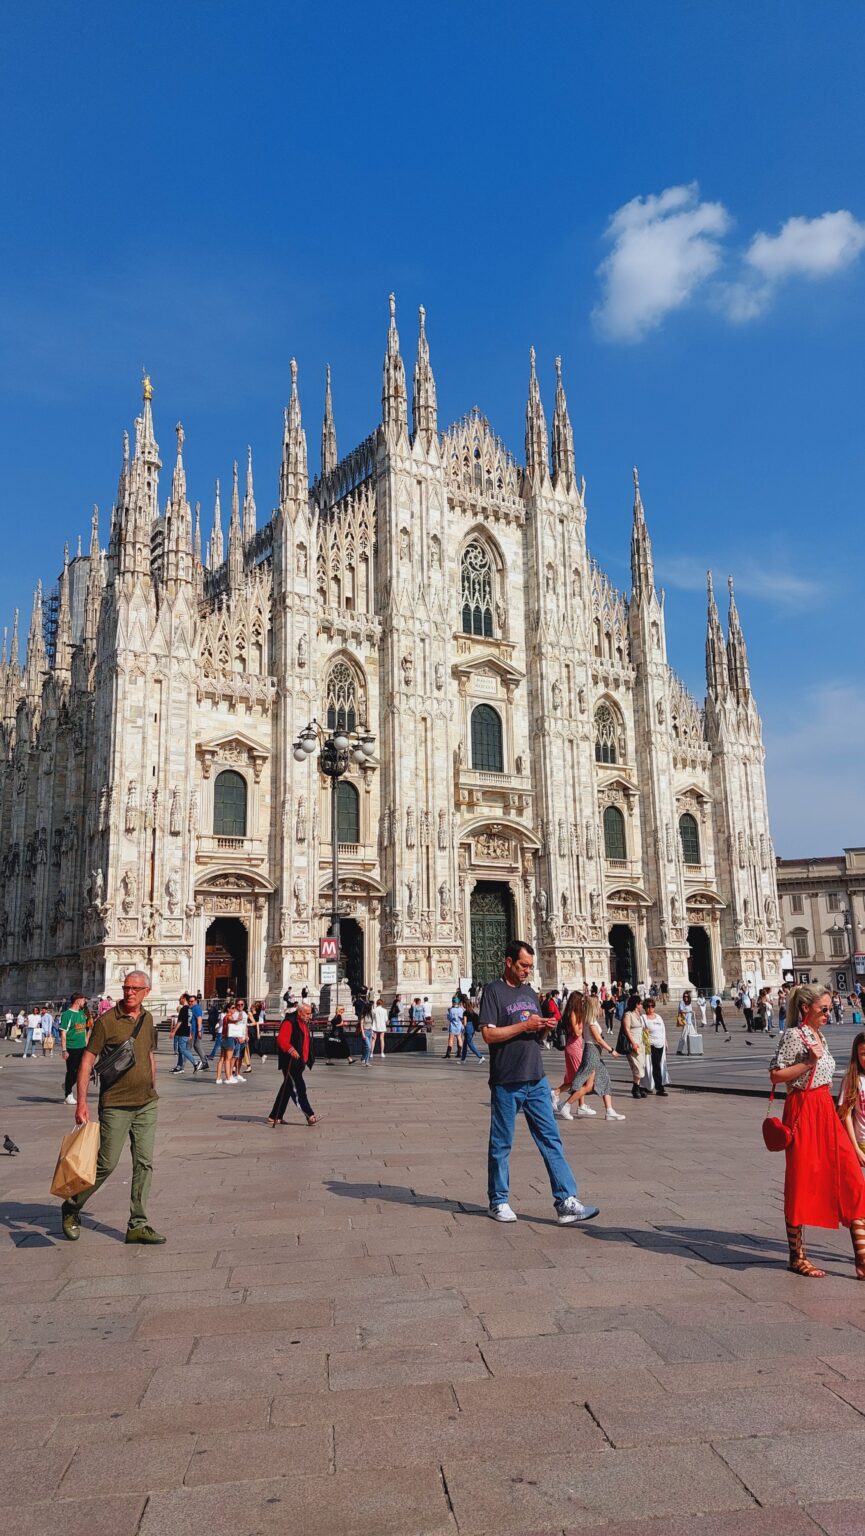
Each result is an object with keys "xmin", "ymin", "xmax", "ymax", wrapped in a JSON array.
[
  {"xmin": 292, "ymin": 718, "xmax": 375, "ymax": 1010},
  {"xmin": 842, "ymin": 906, "xmax": 854, "ymax": 991}
]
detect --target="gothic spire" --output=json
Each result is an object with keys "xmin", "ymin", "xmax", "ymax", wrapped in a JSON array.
[
  {"xmin": 171, "ymin": 421, "xmax": 187, "ymax": 507},
  {"xmin": 629, "ymin": 466, "xmax": 655, "ymax": 598},
  {"xmin": 228, "ymin": 459, "xmax": 243, "ymax": 590},
  {"xmin": 321, "ymin": 366, "xmax": 337, "ymax": 479},
  {"xmin": 54, "ymin": 544, "xmax": 73, "ymax": 681},
  {"xmin": 208, "ymin": 479, "xmax": 224, "ymax": 569},
  {"xmin": 705, "ymin": 570, "xmax": 729, "ymax": 698},
  {"xmin": 412, "ymin": 304, "xmax": 438, "ymax": 448},
  {"xmin": 524, "ymin": 347, "xmax": 549, "ymax": 481},
  {"xmin": 193, "ymin": 501, "xmax": 202, "ymax": 565},
  {"xmin": 243, "ymin": 445, "xmax": 257, "ymax": 543},
  {"xmin": 550, "ymin": 356, "xmax": 575, "ymax": 488},
  {"xmin": 280, "ymin": 358, "xmax": 308, "ymax": 508},
  {"xmin": 83, "ymin": 506, "xmax": 103, "ymax": 651},
  {"xmin": 382, "ymin": 293, "xmax": 408, "ymax": 435},
  {"xmin": 726, "ymin": 576, "xmax": 751, "ymax": 700},
  {"xmin": 116, "ymin": 428, "xmax": 130, "ymax": 510},
  {"xmin": 23, "ymin": 580, "xmax": 47, "ymax": 701},
  {"xmin": 10, "ymin": 607, "xmax": 19, "ymax": 670}
]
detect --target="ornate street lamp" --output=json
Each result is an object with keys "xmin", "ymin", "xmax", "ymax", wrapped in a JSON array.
[{"xmin": 291, "ymin": 718, "xmax": 375, "ymax": 1008}]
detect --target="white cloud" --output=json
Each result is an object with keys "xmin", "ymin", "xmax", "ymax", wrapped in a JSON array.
[
  {"xmin": 593, "ymin": 182, "xmax": 731, "ymax": 342},
  {"xmin": 746, "ymin": 210, "xmax": 865, "ymax": 280},
  {"xmin": 764, "ymin": 683, "xmax": 865, "ymax": 856},
  {"xmin": 657, "ymin": 554, "xmax": 825, "ymax": 609},
  {"xmin": 720, "ymin": 209, "xmax": 865, "ymax": 322},
  {"xmin": 595, "ymin": 190, "xmax": 865, "ymax": 338}
]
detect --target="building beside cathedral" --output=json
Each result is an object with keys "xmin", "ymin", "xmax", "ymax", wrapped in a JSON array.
[{"xmin": 0, "ymin": 298, "xmax": 783, "ymax": 1007}]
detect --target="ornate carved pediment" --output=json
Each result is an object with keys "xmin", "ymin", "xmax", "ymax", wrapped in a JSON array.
[
  {"xmin": 451, "ymin": 652, "xmax": 524, "ymax": 696},
  {"xmin": 196, "ymin": 732, "xmax": 269, "ymax": 783}
]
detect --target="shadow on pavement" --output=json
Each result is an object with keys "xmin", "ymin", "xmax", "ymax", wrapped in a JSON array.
[{"xmin": 0, "ymin": 1201, "xmax": 127, "ymax": 1246}]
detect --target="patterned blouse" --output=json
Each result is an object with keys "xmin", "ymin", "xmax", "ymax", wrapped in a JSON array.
[{"xmin": 770, "ymin": 1026, "xmax": 835, "ymax": 1091}]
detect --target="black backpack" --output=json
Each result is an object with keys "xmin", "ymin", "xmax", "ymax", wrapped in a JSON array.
[{"xmin": 552, "ymin": 1020, "xmax": 567, "ymax": 1051}]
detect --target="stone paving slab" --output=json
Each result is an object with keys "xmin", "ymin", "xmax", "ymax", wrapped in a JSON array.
[{"xmin": 4, "ymin": 1039, "xmax": 865, "ymax": 1533}]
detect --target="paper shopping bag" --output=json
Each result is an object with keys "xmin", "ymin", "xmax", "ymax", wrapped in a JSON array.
[{"xmin": 50, "ymin": 1122, "xmax": 100, "ymax": 1199}]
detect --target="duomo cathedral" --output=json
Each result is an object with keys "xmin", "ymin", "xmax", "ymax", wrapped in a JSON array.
[{"xmin": 0, "ymin": 297, "xmax": 783, "ymax": 1007}]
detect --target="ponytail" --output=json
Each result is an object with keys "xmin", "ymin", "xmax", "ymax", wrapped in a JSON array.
[
  {"xmin": 786, "ymin": 982, "xmax": 831, "ymax": 1031},
  {"xmin": 839, "ymin": 1031, "xmax": 865, "ymax": 1120}
]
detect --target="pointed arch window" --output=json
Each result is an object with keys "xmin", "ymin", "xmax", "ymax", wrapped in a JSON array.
[
  {"xmin": 461, "ymin": 541, "xmax": 494, "ymax": 637},
  {"xmin": 325, "ymin": 660, "xmax": 358, "ymax": 735},
  {"xmin": 594, "ymin": 703, "xmax": 623, "ymax": 765},
  {"xmin": 471, "ymin": 704, "xmax": 504, "ymax": 772},
  {"xmin": 679, "ymin": 813, "xmax": 701, "ymax": 865},
  {"xmin": 603, "ymin": 804, "xmax": 626, "ymax": 861},
  {"xmin": 213, "ymin": 770, "xmax": 247, "ymax": 838}
]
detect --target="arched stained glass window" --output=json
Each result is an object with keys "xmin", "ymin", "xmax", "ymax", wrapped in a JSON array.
[
  {"xmin": 336, "ymin": 780, "xmax": 360, "ymax": 844},
  {"xmin": 594, "ymin": 703, "xmax": 621, "ymax": 764},
  {"xmin": 471, "ymin": 704, "xmax": 504, "ymax": 772},
  {"xmin": 679, "ymin": 813, "xmax": 701, "ymax": 864},
  {"xmin": 603, "ymin": 805, "xmax": 626, "ymax": 861},
  {"xmin": 213, "ymin": 770, "xmax": 247, "ymax": 838},
  {"xmin": 461, "ymin": 541, "xmax": 494, "ymax": 637},
  {"xmin": 325, "ymin": 660, "xmax": 358, "ymax": 735}
]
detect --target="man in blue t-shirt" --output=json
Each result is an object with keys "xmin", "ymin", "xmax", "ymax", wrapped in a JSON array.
[{"xmin": 479, "ymin": 940, "xmax": 599, "ymax": 1228}]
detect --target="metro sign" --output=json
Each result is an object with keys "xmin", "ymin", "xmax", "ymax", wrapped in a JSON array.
[{"xmin": 319, "ymin": 937, "xmax": 339, "ymax": 961}]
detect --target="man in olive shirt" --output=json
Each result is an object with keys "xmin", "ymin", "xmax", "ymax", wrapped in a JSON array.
[{"xmin": 61, "ymin": 969, "xmax": 165, "ymax": 1244}]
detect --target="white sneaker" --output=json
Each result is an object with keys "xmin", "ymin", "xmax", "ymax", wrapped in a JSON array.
[
  {"xmin": 581, "ymin": 1105, "xmax": 597, "ymax": 1116},
  {"xmin": 575, "ymin": 1105, "xmax": 594, "ymax": 1118},
  {"xmin": 556, "ymin": 1196, "xmax": 600, "ymax": 1225},
  {"xmin": 261, "ymin": 1055, "xmax": 268, "ymax": 1063},
  {"xmin": 605, "ymin": 1108, "xmax": 626, "ymax": 1121},
  {"xmin": 477, "ymin": 1056, "xmax": 485, "ymax": 1064},
  {"xmin": 216, "ymin": 1079, "xmax": 225, "ymax": 1085},
  {"xmin": 551, "ymin": 1091, "xmax": 560, "ymax": 1110},
  {"xmin": 488, "ymin": 1203, "xmax": 518, "ymax": 1222},
  {"xmin": 64, "ymin": 1092, "xmax": 76, "ymax": 1105},
  {"xmin": 558, "ymin": 1104, "xmax": 574, "ymax": 1120}
]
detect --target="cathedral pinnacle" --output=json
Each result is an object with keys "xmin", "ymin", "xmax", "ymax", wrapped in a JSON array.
[
  {"xmin": 382, "ymin": 292, "xmax": 408, "ymax": 434},
  {"xmin": 551, "ymin": 355, "xmax": 575, "ymax": 487},
  {"xmin": 629, "ymin": 464, "xmax": 655, "ymax": 598},
  {"xmin": 280, "ymin": 358, "xmax": 308, "ymax": 508},
  {"xmin": 243, "ymin": 445, "xmax": 257, "ymax": 543},
  {"xmin": 193, "ymin": 501, "xmax": 202, "ymax": 564},
  {"xmin": 10, "ymin": 608, "xmax": 18, "ymax": 671},
  {"xmin": 208, "ymin": 478, "xmax": 224, "ymax": 569},
  {"xmin": 412, "ymin": 303, "xmax": 438, "ymax": 448},
  {"xmin": 172, "ymin": 421, "xmax": 187, "ymax": 506},
  {"xmin": 726, "ymin": 575, "xmax": 751, "ymax": 700},
  {"xmin": 524, "ymin": 346, "xmax": 549, "ymax": 481},
  {"xmin": 705, "ymin": 569, "xmax": 729, "ymax": 698},
  {"xmin": 23, "ymin": 580, "xmax": 47, "ymax": 701},
  {"xmin": 228, "ymin": 460, "xmax": 243, "ymax": 589},
  {"xmin": 321, "ymin": 366, "xmax": 338, "ymax": 479}
]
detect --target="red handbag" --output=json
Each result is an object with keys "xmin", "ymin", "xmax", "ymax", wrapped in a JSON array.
[{"xmin": 762, "ymin": 1058, "xmax": 818, "ymax": 1151}]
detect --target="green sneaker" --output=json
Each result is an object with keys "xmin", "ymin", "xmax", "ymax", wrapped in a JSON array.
[
  {"xmin": 125, "ymin": 1225, "xmax": 166, "ymax": 1245},
  {"xmin": 61, "ymin": 1202, "xmax": 81, "ymax": 1241}
]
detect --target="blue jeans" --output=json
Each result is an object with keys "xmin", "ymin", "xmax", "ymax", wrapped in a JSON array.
[
  {"xmin": 488, "ymin": 1077, "xmax": 578, "ymax": 1208},
  {"xmin": 461, "ymin": 1022, "xmax": 484, "ymax": 1061},
  {"xmin": 23, "ymin": 1027, "xmax": 37, "ymax": 1057},
  {"xmin": 361, "ymin": 1028, "xmax": 372, "ymax": 1063},
  {"xmin": 174, "ymin": 1037, "xmax": 198, "ymax": 1068}
]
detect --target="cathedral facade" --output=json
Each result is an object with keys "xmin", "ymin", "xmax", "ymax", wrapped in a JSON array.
[{"xmin": 0, "ymin": 298, "xmax": 783, "ymax": 1008}]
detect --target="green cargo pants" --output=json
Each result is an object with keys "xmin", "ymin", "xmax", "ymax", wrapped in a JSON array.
[{"xmin": 66, "ymin": 1099, "xmax": 158, "ymax": 1230}]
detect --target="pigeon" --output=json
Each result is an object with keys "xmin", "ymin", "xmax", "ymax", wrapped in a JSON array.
[
  {"xmin": 3, "ymin": 1134, "xmax": 20, "ymax": 1155},
  {"xmin": 745, "ymin": 1040, "xmax": 753, "ymax": 1047}
]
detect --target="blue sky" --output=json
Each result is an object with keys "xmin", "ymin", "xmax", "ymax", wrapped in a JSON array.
[{"xmin": 1, "ymin": 1, "xmax": 862, "ymax": 856}]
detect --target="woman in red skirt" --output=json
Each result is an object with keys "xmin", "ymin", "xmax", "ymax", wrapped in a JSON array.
[{"xmin": 770, "ymin": 982, "xmax": 865, "ymax": 1278}]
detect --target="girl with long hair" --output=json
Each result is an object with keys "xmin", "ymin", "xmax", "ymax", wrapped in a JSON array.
[
  {"xmin": 837, "ymin": 1031, "xmax": 865, "ymax": 1170},
  {"xmin": 551, "ymin": 992, "xmax": 588, "ymax": 1120},
  {"xmin": 770, "ymin": 984, "xmax": 865, "ymax": 1279},
  {"xmin": 557, "ymin": 994, "xmax": 625, "ymax": 1122}
]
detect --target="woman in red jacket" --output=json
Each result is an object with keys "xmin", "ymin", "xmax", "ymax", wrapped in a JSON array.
[{"xmin": 267, "ymin": 1002, "xmax": 318, "ymax": 1126}]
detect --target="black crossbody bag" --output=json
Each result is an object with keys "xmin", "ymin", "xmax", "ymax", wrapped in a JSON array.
[{"xmin": 96, "ymin": 1016, "xmax": 147, "ymax": 1091}]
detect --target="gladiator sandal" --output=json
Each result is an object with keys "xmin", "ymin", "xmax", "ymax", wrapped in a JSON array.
[
  {"xmin": 786, "ymin": 1221, "xmax": 826, "ymax": 1278},
  {"xmin": 850, "ymin": 1219, "xmax": 865, "ymax": 1280}
]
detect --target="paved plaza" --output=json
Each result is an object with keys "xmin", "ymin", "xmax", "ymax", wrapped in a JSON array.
[{"xmin": 2, "ymin": 1037, "xmax": 865, "ymax": 1536}]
